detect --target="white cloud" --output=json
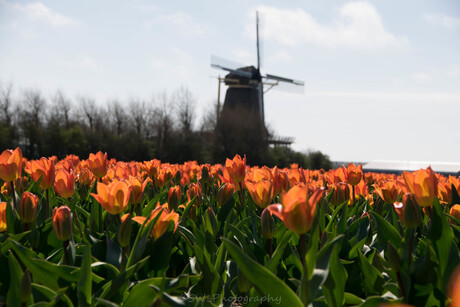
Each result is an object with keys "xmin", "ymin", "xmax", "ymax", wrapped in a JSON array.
[
  {"xmin": 150, "ymin": 58, "xmax": 167, "ymax": 69},
  {"xmin": 171, "ymin": 48, "xmax": 192, "ymax": 62},
  {"xmin": 423, "ymin": 14, "xmax": 460, "ymax": 29},
  {"xmin": 447, "ymin": 65, "xmax": 460, "ymax": 77},
  {"xmin": 248, "ymin": 2, "xmax": 407, "ymax": 49},
  {"xmin": 146, "ymin": 11, "xmax": 206, "ymax": 37},
  {"xmin": 12, "ymin": 2, "xmax": 76, "ymax": 27},
  {"xmin": 411, "ymin": 73, "xmax": 431, "ymax": 83},
  {"xmin": 232, "ymin": 48, "xmax": 252, "ymax": 63}
]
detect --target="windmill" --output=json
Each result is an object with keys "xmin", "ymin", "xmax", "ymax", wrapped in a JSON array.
[{"xmin": 211, "ymin": 11, "xmax": 304, "ymax": 146}]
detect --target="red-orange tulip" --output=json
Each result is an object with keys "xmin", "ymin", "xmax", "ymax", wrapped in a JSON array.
[
  {"xmin": 267, "ymin": 185, "xmax": 323, "ymax": 234},
  {"xmin": 54, "ymin": 169, "xmax": 75, "ymax": 199},
  {"xmin": 217, "ymin": 183, "xmax": 236, "ymax": 206},
  {"xmin": 0, "ymin": 202, "xmax": 7, "ymax": 232},
  {"xmin": 132, "ymin": 203, "xmax": 179, "ymax": 241},
  {"xmin": 328, "ymin": 182, "xmax": 350, "ymax": 206},
  {"xmin": 91, "ymin": 180, "xmax": 132, "ymax": 215},
  {"xmin": 88, "ymin": 151, "xmax": 108, "ymax": 178},
  {"xmin": 128, "ymin": 176, "xmax": 150, "ymax": 204},
  {"xmin": 245, "ymin": 179, "xmax": 273, "ymax": 208},
  {"xmin": 438, "ymin": 181, "xmax": 453, "ymax": 204},
  {"xmin": 342, "ymin": 163, "xmax": 363, "ymax": 186},
  {"xmin": 52, "ymin": 206, "xmax": 72, "ymax": 241},
  {"xmin": 29, "ymin": 157, "xmax": 55, "ymax": 189},
  {"xmin": 402, "ymin": 167, "xmax": 438, "ymax": 207},
  {"xmin": 393, "ymin": 193, "xmax": 421, "ymax": 229},
  {"xmin": 0, "ymin": 147, "xmax": 23, "ymax": 182},
  {"xmin": 19, "ymin": 192, "xmax": 38, "ymax": 223},
  {"xmin": 168, "ymin": 185, "xmax": 182, "ymax": 211}
]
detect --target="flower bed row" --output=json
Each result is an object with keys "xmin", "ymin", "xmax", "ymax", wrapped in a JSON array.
[{"xmin": 0, "ymin": 148, "xmax": 459, "ymax": 306}]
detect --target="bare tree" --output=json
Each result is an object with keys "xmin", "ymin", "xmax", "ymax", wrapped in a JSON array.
[
  {"xmin": 23, "ymin": 89, "xmax": 46, "ymax": 127},
  {"xmin": 0, "ymin": 81, "xmax": 14, "ymax": 126},
  {"xmin": 77, "ymin": 96, "xmax": 98, "ymax": 130},
  {"xmin": 50, "ymin": 90, "xmax": 72, "ymax": 128},
  {"xmin": 152, "ymin": 91, "xmax": 174, "ymax": 148},
  {"xmin": 173, "ymin": 86, "xmax": 195, "ymax": 134},
  {"xmin": 107, "ymin": 99, "xmax": 125, "ymax": 136},
  {"xmin": 200, "ymin": 101, "xmax": 219, "ymax": 132},
  {"xmin": 128, "ymin": 98, "xmax": 149, "ymax": 137}
]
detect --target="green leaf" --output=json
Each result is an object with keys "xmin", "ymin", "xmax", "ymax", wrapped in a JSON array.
[
  {"xmin": 265, "ymin": 231, "xmax": 292, "ymax": 273},
  {"xmin": 323, "ymin": 247, "xmax": 348, "ymax": 307},
  {"xmin": 222, "ymin": 238, "xmax": 303, "ymax": 307},
  {"xmin": 358, "ymin": 249, "xmax": 384, "ymax": 295},
  {"xmin": 369, "ymin": 211, "xmax": 402, "ymax": 248},
  {"xmin": 9, "ymin": 240, "xmax": 103, "ymax": 290},
  {"xmin": 307, "ymin": 234, "xmax": 344, "ymax": 303},
  {"xmin": 8, "ymin": 252, "xmax": 23, "ymax": 307},
  {"xmin": 344, "ymin": 292, "xmax": 364, "ymax": 304},
  {"xmin": 325, "ymin": 202, "xmax": 348, "ymax": 233},
  {"xmin": 78, "ymin": 244, "xmax": 92, "ymax": 306},
  {"xmin": 217, "ymin": 195, "xmax": 235, "ymax": 222},
  {"xmin": 429, "ymin": 199, "xmax": 460, "ymax": 290}
]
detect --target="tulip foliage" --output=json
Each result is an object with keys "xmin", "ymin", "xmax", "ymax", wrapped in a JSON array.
[{"xmin": 1, "ymin": 149, "xmax": 460, "ymax": 306}]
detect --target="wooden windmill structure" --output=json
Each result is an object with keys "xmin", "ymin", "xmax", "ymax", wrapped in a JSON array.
[{"xmin": 211, "ymin": 12, "xmax": 304, "ymax": 147}]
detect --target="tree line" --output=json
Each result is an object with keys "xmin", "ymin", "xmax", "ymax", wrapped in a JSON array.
[{"xmin": 0, "ymin": 81, "xmax": 331, "ymax": 169}]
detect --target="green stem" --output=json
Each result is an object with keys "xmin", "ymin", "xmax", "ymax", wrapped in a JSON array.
[
  {"xmin": 238, "ymin": 182, "xmax": 245, "ymax": 207},
  {"xmin": 10, "ymin": 182, "xmax": 17, "ymax": 212},
  {"xmin": 45, "ymin": 188, "xmax": 50, "ymax": 219},
  {"xmin": 63, "ymin": 240, "xmax": 69, "ymax": 265},
  {"xmin": 352, "ymin": 185, "xmax": 355, "ymax": 206},
  {"xmin": 268, "ymin": 238, "xmax": 273, "ymax": 258},
  {"xmin": 408, "ymin": 229, "xmax": 415, "ymax": 266}
]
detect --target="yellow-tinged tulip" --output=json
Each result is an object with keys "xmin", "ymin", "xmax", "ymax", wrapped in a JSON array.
[
  {"xmin": 28, "ymin": 157, "xmax": 55, "ymax": 189},
  {"xmin": 0, "ymin": 202, "xmax": 7, "ymax": 232},
  {"xmin": 132, "ymin": 203, "xmax": 179, "ymax": 241},
  {"xmin": 267, "ymin": 185, "xmax": 323, "ymax": 234},
  {"xmin": 438, "ymin": 181, "xmax": 453, "ymax": 204},
  {"xmin": 374, "ymin": 180, "xmax": 401, "ymax": 204},
  {"xmin": 52, "ymin": 206, "xmax": 72, "ymax": 241},
  {"xmin": 402, "ymin": 167, "xmax": 438, "ymax": 207},
  {"xmin": 0, "ymin": 147, "xmax": 23, "ymax": 182},
  {"xmin": 88, "ymin": 151, "xmax": 108, "ymax": 178},
  {"xmin": 19, "ymin": 192, "xmax": 38, "ymax": 224},
  {"xmin": 90, "ymin": 180, "xmax": 131, "ymax": 215},
  {"xmin": 245, "ymin": 179, "xmax": 273, "ymax": 208},
  {"xmin": 54, "ymin": 169, "xmax": 75, "ymax": 199},
  {"xmin": 128, "ymin": 176, "xmax": 150, "ymax": 204}
]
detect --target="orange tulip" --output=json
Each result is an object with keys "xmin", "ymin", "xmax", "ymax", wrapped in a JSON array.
[
  {"xmin": 0, "ymin": 147, "xmax": 23, "ymax": 182},
  {"xmin": 91, "ymin": 180, "xmax": 132, "ymax": 215},
  {"xmin": 88, "ymin": 151, "xmax": 108, "ymax": 178},
  {"xmin": 342, "ymin": 163, "xmax": 363, "ymax": 186},
  {"xmin": 245, "ymin": 179, "xmax": 273, "ymax": 208},
  {"xmin": 186, "ymin": 182, "xmax": 203, "ymax": 206},
  {"xmin": 132, "ymin": 203, "xmax": 179, "ymax": 241},
  {"xmin": 19, "ymin": 192, "xmax": 38, "ymax": 224},
  {"xmin": 402, "ymin": 167, "xmax": 438, "ymax": 207},
  {"xmin": 54, "ymin": 169, "xmax": 75, "ymax": 199},
  {"xmin": 52, "ymin": 206, "xmax": 72, "ymax": 241},
  {"xmin": 448, "ymin": 265, "xmax": 460, "ymax": 307},
  {"xmin": 221, "ymin": 154, "xmax": 246, "ymax": 185},
  {"xmin": 328, "ymin": 182, "xmax": 350, "ymax": 206},
  {"xmin": 128, "ymin": 176, "xmax": 150, "ymax": 204},
  {"xmin": 267, "ymin": 185, "xmax": 323, "ymax": 234},
  {"xmin": 450, "ymin": 204, "xmax": 460, "ymax": 225},
  {"xmin": 28, "ymin": 157, "xmax": 55, "ymax": 189},
  {"xmin": 438, "ymin": 181, "xmax": 453, "ymax": 204},
  {"xmin": 0, "ymin": 202, "xmax": 7, "ymax": 232},
  {"xmin": 374, "ymin": 180, "xmax": 401, "ymax": 204},
  {"xmin": 118, "ymin": 213, "xmax": 132, "ymax": 248}
]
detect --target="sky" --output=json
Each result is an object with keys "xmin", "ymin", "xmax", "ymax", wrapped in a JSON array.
[{"xmin": 1, "ymin": 0, "xmax": 459, "ymax": 162}]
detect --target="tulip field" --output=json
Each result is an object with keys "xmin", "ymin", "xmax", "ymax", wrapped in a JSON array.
[{"xmin": 1, "ymin": 148, "xmax": 460, "ymax": 306}]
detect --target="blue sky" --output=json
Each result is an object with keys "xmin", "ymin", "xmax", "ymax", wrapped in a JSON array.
[{"xmin": 1, "ymin": 0, "xmax": 459, "ymax": 162}]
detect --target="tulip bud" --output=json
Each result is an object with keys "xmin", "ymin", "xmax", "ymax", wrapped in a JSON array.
[
  {"xmin": 450, "ymin": 204, "xmax": 460, "ymax": 225},
  {"xmin": 261, "ymin": 208, "xmax": 274, "ymax": 239},
  {"xmin": 53, "ymin": 206, "xmax": 73, "ymax": 241},
  {"xmin": 19, "ymin": 192, "xmax": 38, "ymax": 224},
  {"xmin": 237, "ymin": 269, "xmax": 251, "ymax": 294},
  {"xmin": 206, "ymin": 207, "xmax": 218, "ymax": 239},
  {"xmin": 386, "ymin": 241, "xmax": 401, "ymax": 272},
  {"xmin": 0, "ymin": 202, "xmax": 8, "ymax": 232},
  {"xmin": 217, "ymin": 183, "xmax": 235, "ymax": 206},
  {"xmin": 168, "ymin": 185, "xmax": 182, "ymax": 211},
  {"xmin": 118, "ymin": 213, "xmax": 132, "ymax": 248},
  {"xmin": 394, "ymin": 193, "xmax": 421, "ymax": 229},
  {"xmin": 20, "ymin": 269, "xmax": 32, "ymax": 303}
]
